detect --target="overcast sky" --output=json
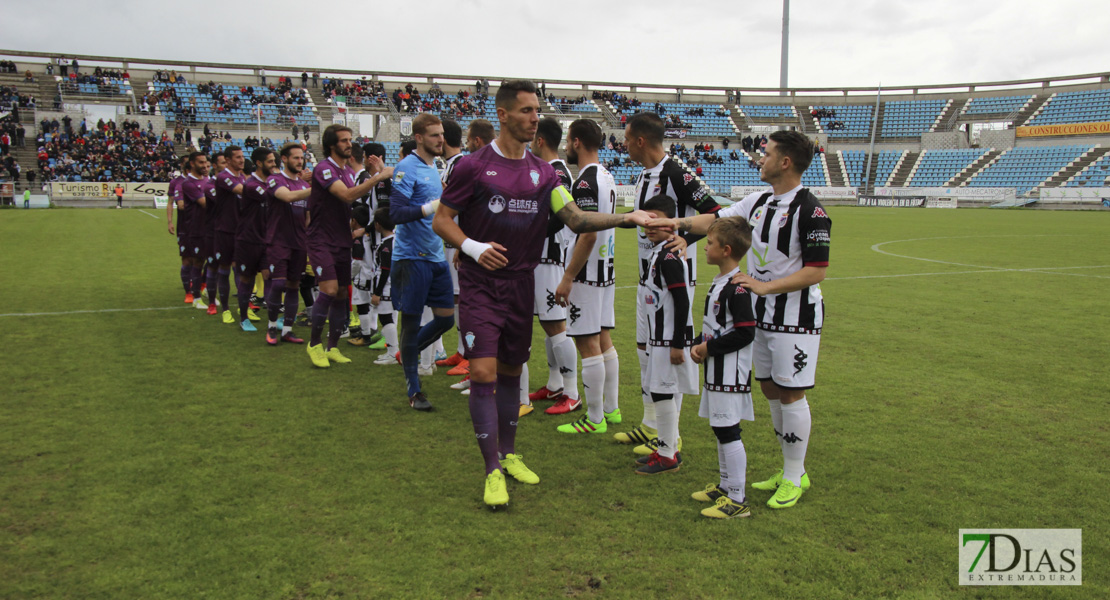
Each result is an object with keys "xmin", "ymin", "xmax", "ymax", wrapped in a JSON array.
[{"xmin": 5, "ymin": 0, "xmax": 1108, "ymax": 91}]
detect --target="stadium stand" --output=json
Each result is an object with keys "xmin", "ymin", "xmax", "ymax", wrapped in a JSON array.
[
  {"xmin": 150, "ymin": 81, "xmax": 317, "ymax": 126},
  {"xmin": 840, "ymin": 149, "xmax": 903, "ymax": 187},
  {"xmin": 881, "ymin": 100, "xmax": 947, "ymax": 137},
  {"xmin": 1065, "ymin": 152, "xmax": 1110, "ymax": 187},
  {"xmin": 963, "ymin": 94, "xmax": 1032, "ymax": 116},
  {"xmin": 737, "ymin": 105, "xmax": 796, "ymax": 119},
  {"xmin": 812, "ymin": 105, "xmax": 873, "ymax": 138},
  {"xmin": 549, "ymin": 96, "xmax": 600, "ymax": 114},
  {"xmin": 965, "ymin": 145, "xmax": 1091, "ymax": 195},
  {"xmin": 1028, "ymin": 90, "xmax": 1110, "ymax": 125},
  {"xmin": 606, "ymin": 100, "xmax": 736, "ymax": 137},
  {"xmin": 906, "ymin": 148, "xmax": 988, "ymax": 187}
]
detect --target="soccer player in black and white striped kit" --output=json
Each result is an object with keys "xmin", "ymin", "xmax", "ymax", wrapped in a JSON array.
[{"xmin": 648, "ymin": 130, "xmax": 829, "ymax": 510}]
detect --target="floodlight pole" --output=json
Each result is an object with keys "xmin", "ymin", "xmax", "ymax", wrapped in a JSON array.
[{"xmin": 779, "ymin": 0, "xmax": 790, "ymax": 97}]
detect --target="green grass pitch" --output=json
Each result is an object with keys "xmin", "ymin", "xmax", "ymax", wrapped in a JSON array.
[{"xmin": 1, "ymin": 207, "xmax": 1107, "ymax": 599}]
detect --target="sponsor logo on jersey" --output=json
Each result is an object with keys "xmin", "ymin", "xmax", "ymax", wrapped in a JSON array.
[
  {"xmin": 393, "ymin": 171, "xmax": 403, "ymax": 182},
  {"xmin": 793, "ymin": 344, "xmax": 809, "ymax": 375},
  {"xmin": 488, "ymin": 195, "xmax": 506, "ymax": 214},
  {"xmin": 712, "ymin": 301, "xmax": 720, "ymax": 315},
  {"xmin": 778, "ymin": 212, "xmax": 790, "ymax": 228},
  {"xmin": 530, "ymin": 169, "xmax": 540, "ymax": 187},
  {"xmin": 576, "ymin": 180, "xmax": 591, "ymax": 189},
  {"xmin": 485, "ymin": 170, "xmax": 498, "ymax": 176},
  {"xmin": 322, "ymin": 169, "xmax": 332, "ymax": 180},
  {"xmin": 752, "ymin": 207, "xmax": 764, "ymax": 222},
  {"xmin": 682, "ymin": 173, "xmax": 694, "ymax": 184},
  {"xmin": 508, "ymin": 198, "xmax": 539, "ymax": 214},
  {"xmin": 465, "ymin": 331, "xmax": 476, "ymax": 349},
  {"xmin": 268, "ymin": 179, "xmax": 276, "ymax": 188},
  {"xmin": 813, "ymin": 207, "xmax": 828, "ymax": 218}
]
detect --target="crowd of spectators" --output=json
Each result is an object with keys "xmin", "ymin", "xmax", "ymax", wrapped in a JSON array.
[
  {"xmin": 395, "ymin": 84, "xmax": 489, "ymax": 118},
  {"xmin": 35, "ymin": 117, "xmax": 177, "ymax": 183},
  {"xmin": 1, "ymin": 84, "xmax": 36, "ymax": 120},
  {"xmin": 323, "ymin": 77, "xmax": 386, "ymax": 106},
  {"xmin": 811, "ymin": 108, "xmax": 845, "ymax": 130},
  {"xmin": 59, "ymin": 69, "xmax": 130, "ymax": 96},
  {"xmin": 0, "ymin": 60, "xmax": 19, "ymax": 73}
]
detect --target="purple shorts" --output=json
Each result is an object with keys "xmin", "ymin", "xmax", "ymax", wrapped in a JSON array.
[
  {"xmin": 267, "ymin": 244, "xmax": 307, "ymax": 281},
  {"xmin": 179, "ymin": 236, "xmax": 203, "ymax": 259},
  {"xmin": 203, "ymin": 235, "xmax": 215, "ymax": 264},
  {"xmin": 458, "ymin": 267, "xmax": 534, "ymax": 365},
  {"xmin": 214, "ymin": 231, "xmax": 236, "ymax": 267},
  {"xmin": 307, "ymin": 241, "xmax": 352, "ymax": 286},
  {"xmin": 235, "ymin": 240, "xmax": 267, "ymax": 275}
]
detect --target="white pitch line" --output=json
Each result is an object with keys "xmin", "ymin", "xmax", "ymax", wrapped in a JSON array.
[
  {"xmin": 0, "ymin": 306, "xmax": 189, "ymax": 318},
  {"xmin": 137, "ymin": 209, "xmax": 159, "ymax": 219}
]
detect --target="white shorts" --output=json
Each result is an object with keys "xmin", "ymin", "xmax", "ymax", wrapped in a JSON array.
[
  {"xmin": 351, "ymin": 258, "xmax": 376, "ymax": 305},
  {"xmin": 352, "ymin": 285, "xmax": 373, "ymax": 306},
  {"xmin": 699, "ymin": 390, "xmax": 754, "ymax": 427},
  {"xmin": 533, "ymin": 263, "xmax": 567, "ymax": 322},
  {"xmin": 567, "ymin": 283, "xmax": 615, "ymax": 337},
  {"xmin": 375, "ymin": 299, "xmax": 393, "ymax": 314},
  {"xmin": 646, "ymin": 344, "xmax": 699, "ymax": 395},
  {"xmin": 445, "ymin": 247, "xmax": 460, "ymax": 296},
  {"xmin": 753, "ymin": 328, "xmax": 821, "ymax": 390}
]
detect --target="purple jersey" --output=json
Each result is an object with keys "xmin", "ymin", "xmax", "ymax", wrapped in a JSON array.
[
  {"xmin": 213, "ymin": 168, "xmax": 246, "ymax": 235},
  {"xmin": 169, "ymin": 176, "xmax": 185, "ymax": 232},
  {"xmin": 179, "ymin": 175, "xmax": 208, "ymax": 237},
  {"xmin": 266, "ymin": 171, "xmax": 309, "ymax": 249},
  {"xmin": 202, "ymin": 177, "xmax": 218, "ymax": 234},
  {"xmin": 307, "ymin": 157, "xmax": 355, "ymax": 249},
  {"xmin": 237, "ymin": 173, "xmax": 269, "ymax": 245},
  {"xmin": 441, "ymin": 142, "xmax": 562, "ymax": 274}
]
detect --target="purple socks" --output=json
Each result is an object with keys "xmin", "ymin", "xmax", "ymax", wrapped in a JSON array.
[
  {"xmin": 267, "ymin": 278, "xmax": 286, "ymax": 323},
  {"xmin": 180, "ymin": 265, "xmax": 191, "ymax": 295},
  {"xmin": 236, "ymin": 273, "xmax": 253, "ymax": 323},
  {"xmin": 217, "ymin": 268, "xmax": 231, "ymax": 311},
  {"xmin": 206, "ymin": 264, "xmax": 218, "ymax": 306},
  {"xmin": 310, "ymin": 292, "xmax": 334, "ymax": 347},
  {"xmin": 190, "ymin": 265, "xmax": 203, "ymax": 296},
  {"xmin": 495, "ymin": 373, "xmax": 521, "ymax": 457},
  {"xmin": 327, "ymin": 295, "xmax": 347, "ymax": 349},
  {"xmin": 469, "ymin": 381, "xmax": 500, "ymax": 474},
  {"xmin": 283, "ymin": 284, "xmax": 300, "ymax": 327}
]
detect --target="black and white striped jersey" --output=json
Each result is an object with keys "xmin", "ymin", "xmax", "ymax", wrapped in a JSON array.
[
  {"xmin": 633, "ymin": 156, "xmax": 721, "ymax": 284},
  {"xmin": 568, "ymin": 163, "xmax": 616, "ymax": 286},
  {"xmin": 356, "ymin": 169, "xmax": 392, "ymax": 253},
  {"xmin": 702, "ymin": 267, "xmax": 756, "ymax": 392},
  {"xmin": 643, "ymin": 242, "xmax": 694, "ymax": 348},
  {"xmin": 540, "ymin": 159, "xmax": 573, "ymax": 266},
  {"xmin": 440, "ymin": 152, "xmax": 463, "ymax": 185},
  {"xmin": 721, "ymin": 185, "xmax": 831, "ymax": 333}
]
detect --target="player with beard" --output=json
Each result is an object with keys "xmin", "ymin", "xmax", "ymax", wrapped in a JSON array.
[
  {"xmin": 202, "ymin": 152, "xmax": 227, "ymax": 314},
  {"xmin": 264, "ymin": 143, "xmax": 313, "ymax": 345},
  {"xmin": 522, "ymin": 117, "xmax": 577, "ymax": 417},
  {"xmin": 388, "ymin": 113, "xmax": 455, "ymax": 411},
  {"xmin": 177, "ymin": 152, "xmax": 210, "ymax": 305},
  {"xmin": 433, "ymin": 79, "xmax": 651, "ymax": 507},
  {"xmin": 234, "ymin": 148, "xmax": 276, "ymax": 332},
  {"xmin": 212, "ymin": 146, "xmax": 247, "ymax": 325},
  {"xmin": 305, "ymin": 125, "xmax": 378, "ymax": 367},
  {"xmin": 552, "ymin": 119, "xmax": 621, "ymax": 434}
]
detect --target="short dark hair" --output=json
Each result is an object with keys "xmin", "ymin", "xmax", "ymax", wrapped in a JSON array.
[
  {"xmin": 768, "ymin": 130, "xmax": 813, "ymax": 174},
  {"xmin": 535, "ymin": 117, "xmax": 562, "ymax": 150},
  {"xmin": 412, "ymin": 113, "xmax": 441, "ymax": 136},
  {"xmin": 373, "ymin": 206, "xmax": 393, "ymax": 231},
  {"xmin": 568, "ymin": 119, "xmax": 602, "ymax": 151},
  {"xmin": 442, "ymin": 120, "xmax": 462, "ymax": 148},
  {"xmin": 708, "ymin": 216, "xmax": 753, "ymax": 259},
  {"xmin": 187, "ymin": 151, "xmax": 205, "ymax": 165},
  {"xmin": 467, "ymin": 119, "xmax": 495, "ymax": 145},
  {"xmin": 210, "ymin": 152, "xmax": 224, "ymax": 165},
  {"xmin": 400, "ymin": 140, "xmax": 416, "ymax": 158},
  {"xmin": 362, "ymin": 142, "xmax": 385, "ymax": 158},
  {"xmin": 495, "ymin": 79, "xmax": 536, "ymax": 110},
  {"xmin": 626, "ymin": 112, "xmax": 664, "ymax": 146},
  {"xmin": 351, "ymin": 203, "xmax": 371, "ymax": 228},
  {"xmin": 349, "ymin": 144, "xmax": 363, "ymax": 163},
  {"xmin": 222, "ymin": 145, "xmax": 242, "ymax": 160},
  {"xmin": 279, "ymin": 142, "xmax": 302, "ymax": 158},
  {"xmin": 642, "ymin": 194, "xmax": 676, "ymax": 218},
  {"xmin": 322, "ymin": 124, "xmax": 352, "ymax": 157},
  {"xmin": 250, "ymin": 147, "xmax": 273, "ymax": 164}
]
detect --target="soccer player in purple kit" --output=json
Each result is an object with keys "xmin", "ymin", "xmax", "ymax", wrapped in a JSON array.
[
  {"xmin": 264, "ymin": 142, "xmax": 313, "ymax": 345},
  {"xmin": 235, "ymin": 148, "xmax": 275, "ymax": 332},
  {"xmin": 201, "ymin": 152, "xmax": 226, "ymax": 315},
  {"xmin": 433, "ymin": 80, "xmax": 652, "ymax": 507},
  {"xmin": 304, "ymin": 125, "xmax": 378, "ymax": 368},
  {"xmin": 177, "ymin": 152, "xmax": 210, "ymax": 303},
  {"xmin": 212, "ymin": 146, "xmax": 247, "ymax": 325}
]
